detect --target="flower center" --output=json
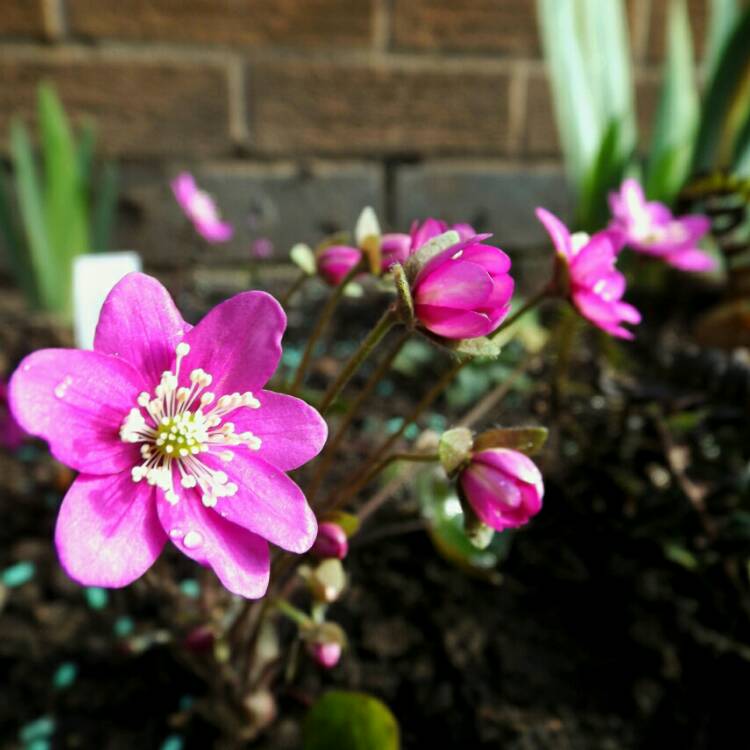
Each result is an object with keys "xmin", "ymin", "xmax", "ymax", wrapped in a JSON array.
[{"xmin": 120, "ymin": 342, "xmax": 261, "ymax": 508}]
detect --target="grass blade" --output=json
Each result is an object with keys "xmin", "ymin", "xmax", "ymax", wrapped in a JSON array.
[
  {"xmin": 91, "ymin": 162, "xmax": 119, "ymax": 251},
  {"xmin": 0, "ymin": 167, "xmax": 37, "ymax": 304}
]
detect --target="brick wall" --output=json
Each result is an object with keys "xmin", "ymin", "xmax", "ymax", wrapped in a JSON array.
[{"xmin": 0, "ymin": 0, "xmax": 713, "ymax": 288}]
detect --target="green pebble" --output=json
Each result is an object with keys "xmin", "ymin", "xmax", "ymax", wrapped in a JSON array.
[
  {"xmin": 404, "ymin": 423, "xmax": 419, "ymax": 440},
  {"xmin": 53, "ymin": 662, "xmax": 78, "ymax": 690},
  {"xmin": 19, "ymin": 716, "xmax": 55, "ymax": 743},
  {"xmin": 179, "ymin": 579, "xmax": 201, "ymax": 599},
  {"xmin": 385, "ymin": 417, "xmax": 404, "ymax": 434},
  {"xmin": 114, "ymin": 616, "xmax": 135, "ymax": 637},
  {"xmin": 160, "ymin": 734, "xmax": 184, "ymax": 750},
  {"xmin": 26, "ymin": 739, "xmax": 51, "ymax": 750},
  {"xmin": 85, "ymin": 587, "xmax": 109, "ymax": 610},
  {"xmin": 2, "ymin": 561, "xmax": 35, "ymax": 588}
]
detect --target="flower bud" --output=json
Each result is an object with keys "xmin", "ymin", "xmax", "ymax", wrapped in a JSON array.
[
  {"xmin": 309, "ymin": 641, "xmax": 342, "ymax": 669},
  {"xmin": 316, "ymin": 245, "xmax": 363, "ymax": 286},
  {"xmin": 305, "ymin": 558, "xmax": 347, "ymax": 604},
  {"xmin": 410, "ymin": 235, "xmax": 514, "ymax": 340},
  {"xmin": 302, "ymin": 621, "xmax": 346, "ymax": 669},
  {"xmin": 459, "ymin": 448, "xmax": 543, "ymax": 531},
  {"xmin": 311, "ymin": 522, "xmax": 349, "ymax": 559}
]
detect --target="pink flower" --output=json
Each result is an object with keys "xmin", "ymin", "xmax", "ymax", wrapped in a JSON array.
[
  {"xmin": 460, "ymin": 449, "xmax": 543, "ymax": 531},
  {"xmin": 172, "ymin": 173, "xmax": 233, "ymax": 243},
  {"xmin": 0, "ymin": 379, "xmax": 26, "ymax": 451},
  {"xmin": 412, "ymin": 235, "xmax": 514, "ymax": 339},
  {"xmin": 608, "ymin": 179, "xmax": 714, "ymax": 272},
  {"xmin": 311, "ymin": 522, "xmax": 348, "ymax": 559},
  {"xmin": 380, "ymin": 233, "xmax": 412, "ymax": 270},
  {"xmin": 308, "ymin": 641, "xmax": 342, "ymax": 669},
  {"xmin": 536, "ymin": 208, "xmax": 641, "ymax": 340},
  {"xmin": 9, "ymin": 273, "xmax": 327, "ymax": 598},
  {"xmin": 409, "ymin": 218, "xmax": 476, "ymax": 251},
  {"xmin": 316, "ymin": 245, "xmax": 362, "ymax": 286}
]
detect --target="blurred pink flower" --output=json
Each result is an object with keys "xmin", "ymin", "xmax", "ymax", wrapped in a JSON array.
[
  {"xmin": 311, "ymin": 521, "xmax": 348, "ymax": 559},
  {"xmin": 316, "ymin": 245, "xmax": 363, "ymax": 286},
  {"xmin": 608, "ymin": 179, "xmax": 714, "ymax": 272},
  {"xmin": 460, "ymin": 448, "xmax": 543, "ymax": 531},
  {"xmin": 412, "ymin": 234, "xmax": 514, "ymax": 339},
  {"xmin": 0, "ymin": 379, "xmax": 26, "ymax": 451},
  {"xmin": 537, "ymin": 208, "xmax": 641, "ymax": 340},
  {"xmin": 380, "ymin": 233, "xmax": 412, "ymax": 270},
  {"xmin": 172, "ymin": 172, "xmax": 233, "ymax": 243},
  {"xmin": 308, "ymin": 641, "xmax": 342, "ymax": 669},
  {"xmin": 251, "ymin": 237, "xmax": 274, "ymax": 259},
  {"xmin": 9, "ymin": 273, "xmax": 326, "ymax": 598}
]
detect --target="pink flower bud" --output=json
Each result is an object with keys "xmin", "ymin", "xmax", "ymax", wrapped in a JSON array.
[
  {"xmin": 409, "ymin": 218, "xmax": 476, "ymax": 251},
  {"xmin": 311, "ymin": 522, "xmax": 349, "ymax": 559},
  {"xmin": 460, "ymin": 448, "xmax": 543, "ymax": 531},
  {"xmin": 316, "ymin": 245, "xmax": 362, "ymax": 286},
  {"xmin": 308, "ymin": 640, "xmax": 342, "ymax": 669},
  {"xmin": 380, "ymin": 233, "xmax": 411, "ymax": 270},
  {"xmin": 411, "ymin": 235, "xmax": 514, "ymax": 340}
]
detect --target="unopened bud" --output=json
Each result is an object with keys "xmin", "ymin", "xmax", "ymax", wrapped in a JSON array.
[
  {"xmin": 306, "ymin": 558, "xmax": 347, "ymax": 604},
  {"xmin": 311, "ymin": 522, "xmax": 349, "ymax": 559},
  {"xmin": 302, "ymin": 621, "xmax": 346, "ymax": 669}
]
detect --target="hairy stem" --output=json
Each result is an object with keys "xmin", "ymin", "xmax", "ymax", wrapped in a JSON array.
[{"xmin": 278, "ymin": 270, "xmax": 309, "ymax": 308}]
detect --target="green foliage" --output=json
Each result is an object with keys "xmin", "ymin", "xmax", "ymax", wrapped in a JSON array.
[
  {"xmin": 303, "ymin": 691, "xmax": 400, "ymax": 750},
  {"xmin": 0, "ymin": 82, "xmax": 119, "ymax": 318}
]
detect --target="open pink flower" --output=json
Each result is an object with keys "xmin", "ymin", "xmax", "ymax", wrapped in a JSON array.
[
  {"xmin": 608, "ymin": 179, "xmax": 714, "ymax": 272},
  {"xmin": 460, "ymin": 449, "xmax": 543, "ymax": 531},
  {"xmin": 172, "ymin": 172, "xmax": 233, "ymax": 243},
  {"xmin": 9, "ymin": 273, "xmax": 326, "ymax": 598},
  {"xmin": 0, "ymin": 379, "xmax": 26, "ymax": 451},
  {"xmin": 316, "ymin": 245, "xmax": 362, "ymax": 286},
  {"xmin": 412, "ymin": 234, "xmax": 514, "ymax": 339},
  {"xmin": 536, "ymin": 208, "xmax": 641, "ymax": 340}
]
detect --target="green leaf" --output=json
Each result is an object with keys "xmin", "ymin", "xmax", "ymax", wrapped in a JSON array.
[
  {"xmin": 290, "ymin": 243, "xmax": 317, "ymax": 275},
  {"xmin": 692, "ymin": 7, "xmax": 750, "ymax": 172},
  {"xmin": 0, "ymin": 167, "xmax": 36, "ymax": 303},
  {"xmin": 473, "ymin": 426, "xmax": 549, "ymax": 455},
  {"xmin": 76, "ymin": 120, "xmax": 96, "ymax": 190},
  {"xmin": 303, "ymin": 691, "xmax": 400, "ymax": 750},
  {"xmin": 646, "ymin": 0, "xmax": 698, "ymax": 203},
  {"xmin": 322, "ymin": 511, "xmax": 360, "ymax": 538},
  {"xmin": 91, "ymin": 161, "xmax": 119, "ymax": 251},
  {"xmin": 38, "ymin": 82, "xmax": 90, "ymax": 314},
  {"xmin": 11, "ymin": 119, "xmax": 59, "ymax": 311},
  {"xmin": 732, "ymin": 105, "xmax": 750, "ymax": 176},
  {"xmin": 705, "ymin": 0, "xmax": 739, "ymax": 83}
]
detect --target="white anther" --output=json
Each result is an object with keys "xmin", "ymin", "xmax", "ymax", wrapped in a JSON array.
[{"xmin": 176, "ymin": 342, "xmax": 190, "ymax": 357}]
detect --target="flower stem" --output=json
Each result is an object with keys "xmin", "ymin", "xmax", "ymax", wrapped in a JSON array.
[
  {"xmin": 307, "ymin": 329, "xmax": 411, "ymax": 506},
  {"xmin": 289, "ymin": 262, "xmax": 364, "ymax": 396},
  {"xmin": 278, "ymin": 270, "xmax": 309, "ymax": 308},
  {"xmin": 490, "ymin": 284, "xmax": 551, "ymax": 339},
  {"xmin": 274, "ymin": 598, "xmax": 310, "ymax": 627},
  {"xmin": 317, "ymin": 307, "xmax": 399, "ymax": 415}
]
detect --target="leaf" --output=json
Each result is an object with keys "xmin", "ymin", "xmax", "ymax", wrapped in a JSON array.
[
  {"xmin": 646, "ymin": 0, "xmax": 698, "ymax": 204},
  {"xmin": 76, "ymin": 120, "xmax": 96, "ymax": 190},
  {"xmin": 705, "ymin": 0, "xmax": 740, "ymax": 83},
  {"xmin": 91, "ymin": 162, "xmax": 119, "ymax": 251},
  {"xmin": 473, "ymin": 426, "xmax": 549, "ymax": 455},
  {"xmin": 731, "ymin": 93, "xmax": 750, "ymax": 176},
  {"xmin": 290, "ymin": 243, "xmax": 317, "ymax": 275},
  {"xmin": 438, "ymin": 427, "xmax": 473, "ymax": 477},
  {"xmin": 0, "ymin": 167, "xmax": 36, "ymax": 303},
  {"xmin": 11, "ymin": 119, "xmax": 59, "ymax": 312},
  {"xmin": 692, "ymin": 7, "xmax": 750, "ymax": 172},
  {"xmin": 443, "ymin": 336, "xmax": 500, "ymax": 359},
  {"xmin": 322, "ymin": 511, "xmax": 360, "ymax": 538},
  {"xmin": 391, "ymin": 262, "xmax": 414, "ymax": 324},
  {"xmin": 403, "ymin": 230, "xmax": 459, "ymax": 281},
  {"xmin": 303, "ymin": 691, "xmax": 400, "ymax": 750}
]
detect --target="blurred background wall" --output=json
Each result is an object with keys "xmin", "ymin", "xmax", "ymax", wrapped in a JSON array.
[{"xmin": 0, "ymin": 0, "xmax": 709, "ymax": 288}]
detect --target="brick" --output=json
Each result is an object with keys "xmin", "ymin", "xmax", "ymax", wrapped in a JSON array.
[
  {"xmin": 249, "ymin": 59, "xmax": 511, "ymax": 155},
  {"xmin": 634, "ymin": 71, "xmax": 662, "ymax": 150},
  {"xmin": 646, "ymin": 0, "xmax": 707, "ymax": 61},
  {"xmin": 392, "ymin": 0, "xmax": 539, "ymax": 56},
  {"xmin": 67, "ymin": 0, "xmax": 374, "ymax": 48},
  {"xmin": 524, "ymin": 70, "xmax": 560, "ymax": 157},
  {"xmin": 0, "ymin": 54, "xmax": 231, "ymax": 157},
  {"xmin": 0, "ymin": 0, "xmax": 46, "ymax": 37},
  {"xmin": 394, "ymin": 162, "xmax": 573, "ymax": 288},
  {"xmin": 117, "ymin": 162, "xmax": 384, "ymax": 268}
]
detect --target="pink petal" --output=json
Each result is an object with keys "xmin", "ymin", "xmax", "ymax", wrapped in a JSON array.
[
  {"xmin": 195, "ymin": 218, "xmax": 234, "ymax": 243},
  {"xmin": 475, "ymin": 448, "xmax": 543, "ymax": 491},
  {"xmin": 415, "ymin": 260, "xmax": 494, "ymax": 309},
  {"xmin": 55, "ymin": 472, "xmax": 165, "ymax": 587},
  {"xmin": 181, "ymin": 291, "xmax": 285, "ymax": 395},
  {"xmin": 415, "ymin": 304, "xmax": 492, "ymax": 339},
  {"xmin": 666, "ymin": 248, "xmax": 716, "ymax": 272},
  {"xmin": 201, "ymin": 450, "xmax": 317, "ymax": 553},
  {"xmin": 570, "ymin": 233, "xmax": 617, "ymax": 281},
  {"xmin": 536, "ymin": 207, "xmax": 573, "ymax": 259},
  {"xmin": 380, "ymin": 233, "xmax": 412, "ymax": 269},
  {"xmin": 410, "ymin": 218, "xmax": 448, "ymax": 250},
  {"xmin": 616, "ymin": 301, "xmax": 642, "ymax": 324},
  {"xmin": 171, "ymin": 172, "xmax": 197, "ymax": 210},
  {"xmin": 94, "ymin": 272, "xmax": 192, "ymax": 388},
  {"xmin": 679, "ymin": 214, "xmax": 711, "ymax": 240},
  {"xmin": 227, "ymin": 390, "xmax": 328, "ymax": 471},
  {"xmin": 460, "ymin": 244, "xmax": 512, "ymax": 274},
  {"xmin": 157, "ymin": 486, "xmax": 270, "ymax": 599},
  {"xmin": 621, "ymin": 178, "xmax": 647, "ymax": 216},
  {"xmin": 9, "ymin": 349, "xmax": 146, "ymax": 474},
  {"xmin": 460, "ymin": 464, "xmax": 523, "ymax": 531}
]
